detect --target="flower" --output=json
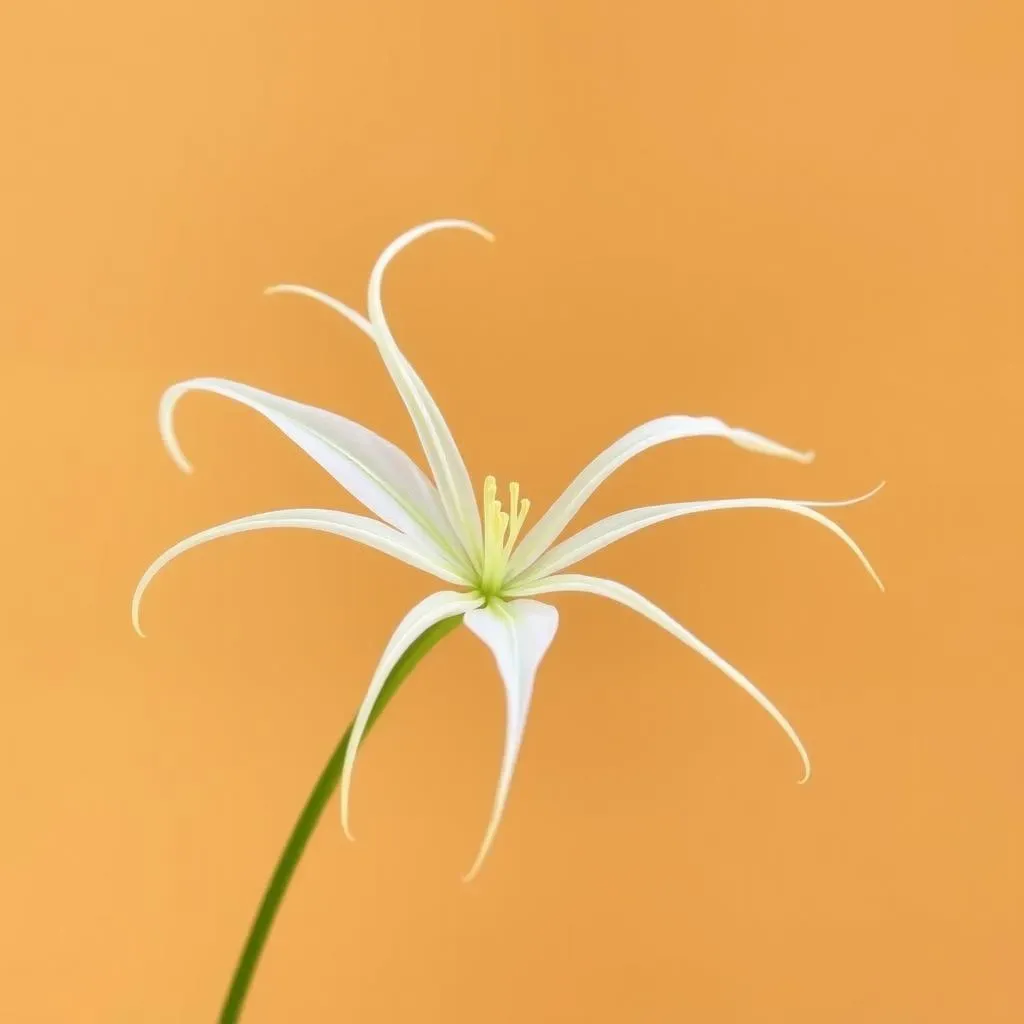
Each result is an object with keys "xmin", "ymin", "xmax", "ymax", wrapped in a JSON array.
[{"xmin": 133, "ymin": 220, "xmax": 882, "ymax": 880}]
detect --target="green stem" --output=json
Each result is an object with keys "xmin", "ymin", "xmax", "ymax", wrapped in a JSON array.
[{"xmin": 218, "ymin": 614, "xmax": 464, "ymax": 1023}]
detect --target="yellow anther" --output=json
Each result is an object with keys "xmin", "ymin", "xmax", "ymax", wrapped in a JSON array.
[{"xmin": 483, "ymin": 476, "xmax": 497, "ymax": 504}]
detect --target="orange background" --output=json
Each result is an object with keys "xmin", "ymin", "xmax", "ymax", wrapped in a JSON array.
[{"xmin": 2, "ymin": 2, "xmax": 1021, "ymax": 1021}]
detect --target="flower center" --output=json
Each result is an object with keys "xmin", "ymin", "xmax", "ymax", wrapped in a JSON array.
[{"xmin": 478, "ymin": 475, "xmax": 530, "ymax": 596}]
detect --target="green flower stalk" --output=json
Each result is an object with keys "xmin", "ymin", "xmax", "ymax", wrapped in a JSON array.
[
  {"xmin": 216, "ymin": 614, "xmax": 460, "ymax": 1024},
  {"xmin": 133, "ymin": 220, "xmax": 883, "ymax": 1021}
]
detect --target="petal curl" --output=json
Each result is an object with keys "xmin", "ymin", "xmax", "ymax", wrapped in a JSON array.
[
  {"xmin": 269, "ymin": 221, "xmax": 494, "ymax": 565},
  {"xmin": 508, "ymin": 573, "xmax": 811, "ymax": 783},
  {"xmin": 513, "ymin": 485, "xmax": 884, "ymax": 587},
  {"xmin": 132, "ymin": 509, "xmax": 466, "ymax": 636},
  {"xmin": 159, "ymin": 377, "xmax": 469, "ymax": 571},
  {"xmin": 367, "ymin": 220, "xmax": 493, "ymax": 562},
  {"xmin": 507, "ymin": 416, "xmax": 813, "ymax": 577},
  {"xmin": 340, "ymin": 590, "xmax": 485, "ymax": 838}
]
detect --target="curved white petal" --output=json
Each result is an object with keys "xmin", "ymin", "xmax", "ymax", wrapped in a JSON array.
[
  {"xmin": 265, "ymin": 278, "xmax": 481, "ymax": 565},
  {"xmin": 339, "ymin": 590, "xmax": 485, "ymax": 839},
  {"xmin": 264, "ymin": 282, "xmax": 376, "ymax": 340},
  {"xmin": 265, "ymin": 282, "xmax": 439, "ymax": 410},
  {"xmin": 367, "ymin": 220, "xmax": 494, "ymax": 564},
  {"xmin": 514, "ymin": 484, "xmax": 885, "ymax": 587},
  {"xmin": 265, "ymin": 222, "xmax": 490, "ymax": 567},
  {"xmin": 506, "ymin": 416, "xmax": 814, "ymax": 578},
  {"xmin": 508, "ymin": 574, "xmax": 811, "ymax": 783},
  {"xmin": 461, "ymin": 599, "xmax": 559, "ymax": 881},
  {"xmin": 159, "ymin": 377, "xmax": 470, "ymax": 573},
  {"xmin": 132, "ymin": 509, "xmax": 466, "ymax": 636}
]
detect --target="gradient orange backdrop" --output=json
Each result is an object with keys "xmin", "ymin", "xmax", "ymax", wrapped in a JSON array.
[{"xmin": 2, "ymin": 2, "xmax": 1021, "ymax": 1021}]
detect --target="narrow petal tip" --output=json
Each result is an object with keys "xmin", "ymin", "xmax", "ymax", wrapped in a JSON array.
[
  {"xmin": 461, "ymin": 851, "xmax": 488, "ymax": 884},
  {"xmin": 161, "ymin": 437, "xmax": 193, "ymax": 474},
  {"xmin": 458, "ymin": 809, "xmax": 504, "ymax": 883},
  {"xmin": 789, "ymin": 741, "xmax": 812, "ymax": 784},
  {"xmin": 264, "ymin": 283, "xmax": 321, "ymax": 303},
  {"xmin": 339, "ymin": 783, "xmax": 356, "ymax": 842},
  {"xmin": 339, "ymin": 811, "xmax": 355, "ymax": 843},
  {"xmin": 732, "ymin": 428, "xmax": 814, "ymax": 464},
  {"xmin": 157, "ymin": 390, "xmax": 196, "ymax": 474},
  {"xmin": 846, "ymin": 480, "xmax": 886, "ymax": 504},
  {"xmin": 797, "ymin": 744, "xmax": 812, "ymax": 784},
  {"xmin": 855, "ymin": 549, "xmax": 885, "ymax": 592},
  {"xmin": 430, "ymin": 218, "xmax": 494, "ymax": 244},
  {"xmin": 131, "ymin": 585, "xmax": 147, "ymax": 637}
]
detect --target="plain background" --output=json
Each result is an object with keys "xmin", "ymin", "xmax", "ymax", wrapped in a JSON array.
[{"xmin": 2, "ymin": 2, "xmax": 1021, "ymax": 1021}]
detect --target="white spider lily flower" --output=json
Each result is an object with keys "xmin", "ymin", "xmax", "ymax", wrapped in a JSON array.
[{"xmin": 133, "ymin": 220, "xmax": 882, "ymax": 880}]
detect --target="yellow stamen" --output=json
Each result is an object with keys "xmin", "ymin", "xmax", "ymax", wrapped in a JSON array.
[
  {"xmin": 483, "ymin": 475, "xmax": 497, "ymax": 509},
  {"xmin": 504, "ymin": 493, "xmax": 529, "ymax": 555},
  {"xmin": 479, "ymin": 476, "xmax": 531, "ymax": 593}
]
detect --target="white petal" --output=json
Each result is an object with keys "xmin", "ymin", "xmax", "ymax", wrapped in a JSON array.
[
  {"xmin": 159, "ymin": 377, "xmax": 470, "ymax": 573},
  {"xmin": 339, "ymin": 590, "xmax": 485, "ymax": 839},
  {"xmin": 266, "ymin": 278, "xmax": 482, "ymax": 566},
  {"xmin": 265, "ymin": 223, "xmax": 490, "ymax": 568},
  {"xmin": 514, "ymin": 484, "xmax": 885, "ymax": 587},
  {"xmin": 264, "ymin": 282, "xmax": 376, "ymax": 340},
  {"xmin": 132, "ymin": 509, "xmax": 466, "ymax": 636},
  {"xmin": 461, "ymin": 599, "xmax": 559, "ymax": 880},
  {"xmin": 509, "ymin": 574, "xmax": 811, "ymax": 783},
  {"xmin": 367, "ymin": 220, "xmax": 494, "ymax": 565},
  {"xmin": 506, "ymin": 416, "xmax": 814, "ymax": 578},
  {"xmin": 264, "ymin": 282, "xmax": 437, "ymax": 411}
]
